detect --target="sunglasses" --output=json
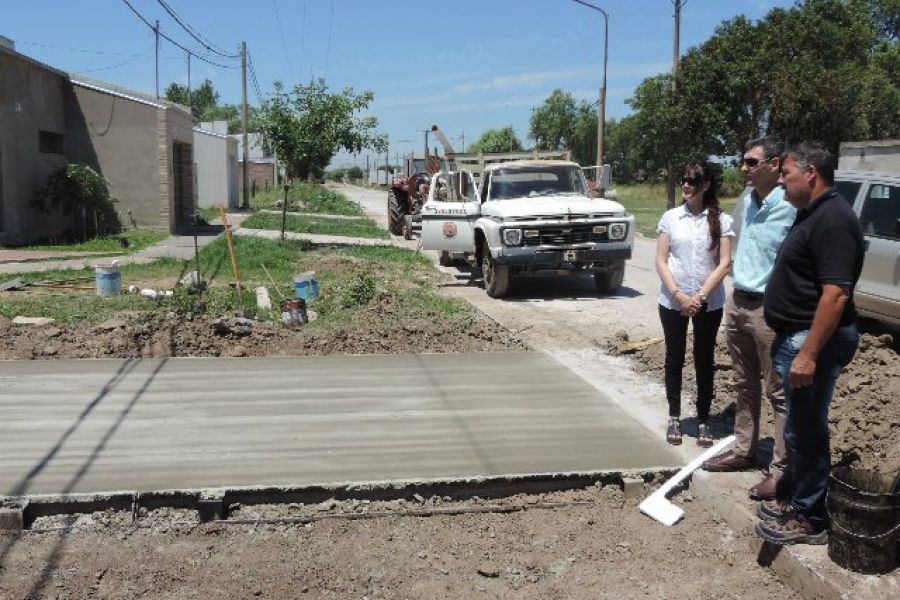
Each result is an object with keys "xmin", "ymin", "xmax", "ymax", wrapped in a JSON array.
[
  {"xmin": 681, "ymin": 176, "xmax": 703, "ymax": 187},
  {"xmin": 741, "ymin": 157, "xmax": 763, "ymax": 168}
]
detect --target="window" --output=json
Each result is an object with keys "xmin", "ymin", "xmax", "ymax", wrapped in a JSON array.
[
  {"xmin": 38, "ymin": 131, "xmax": 64, "ymax": 154},
  {"xmin": 835, "ymin": 180, "xmax": 861, "ymax": 206},
  {"xmin": 858, "ymin": 184, "xmax": 900, "ymax": 240}
]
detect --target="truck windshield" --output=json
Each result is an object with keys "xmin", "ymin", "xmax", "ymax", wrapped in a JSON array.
[{"xmin": 489, "ymin": 166, "xmax": 587, "ymax": 200}]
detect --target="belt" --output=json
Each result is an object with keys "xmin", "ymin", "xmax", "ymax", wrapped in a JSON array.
[{"xmin": 734, "ymin": 289, "xmax": 764, "ymax": 301}]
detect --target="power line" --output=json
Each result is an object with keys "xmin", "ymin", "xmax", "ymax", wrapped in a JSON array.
[
  {"xmin": 154, "ymin": 0, "xmax": 239, "ymax": 58},
  {"xmin": 270, "ymin": 0, "xmax": 296, "ymax": 84},
  {"xmin": 11, "ymin": 39, "xmax": 146, "ymax": 57},
  {"xmin": 119, "ymin": 0, "xmax": 239, "ymax": 69},
  {"xmin": 76, "ymin": 46, "xmax": 153, "ymax": 74},
  {"xmin": 324, "ymin": 0, "xmax": 334, "ymax": 78}
]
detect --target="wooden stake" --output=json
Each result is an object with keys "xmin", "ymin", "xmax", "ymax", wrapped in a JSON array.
[{"xmin": 218, "ymin": 205, "xmax": 243, "ymax": 294}]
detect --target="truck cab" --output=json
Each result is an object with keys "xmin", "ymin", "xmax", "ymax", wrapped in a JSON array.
[{"xmin": 421, "ymin": 160, "xmax": 634, "ymax": 298}]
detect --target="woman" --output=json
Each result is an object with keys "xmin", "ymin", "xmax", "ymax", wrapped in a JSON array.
[{"xmin": 656, "ymin": 161, "xmax": 734, "ymax": 447}]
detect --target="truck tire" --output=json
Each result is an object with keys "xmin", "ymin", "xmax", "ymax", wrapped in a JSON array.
[
  {"xmin": 388, "ymin": 190, "xmax": 404, "ymax": 235},
  {"xmin": 594, "ymin": 260, "xmax": 625, "ymax": 294},
  {"xmin": 482, "ymin": 252, "xmax": 510, "ymax": 298},
  {"xmin": 438, "ymin": 251, "xmax": 453, "ymax": 267}
]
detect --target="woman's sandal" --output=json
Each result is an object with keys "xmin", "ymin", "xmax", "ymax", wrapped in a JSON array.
[
  {"xmin": 666, "ymin": 418, "xmax": 683, "ymax": 445},
  {"xmin": 697, "ymin": 422, "xmax": 714, "ymax": 447}
]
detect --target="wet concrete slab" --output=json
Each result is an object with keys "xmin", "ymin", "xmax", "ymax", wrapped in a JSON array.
[{"xmin": 0, "ymin": 353, "xmax": 679, "ymax": 497}]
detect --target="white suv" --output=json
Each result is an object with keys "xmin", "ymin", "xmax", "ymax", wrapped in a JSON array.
[{"xmin": 835, "ymin": 170, "xmax": 900, "ymax": 326}]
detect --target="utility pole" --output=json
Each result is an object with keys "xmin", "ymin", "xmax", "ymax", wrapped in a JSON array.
[
  {"xmin": 241, "ymin": 41, "xmax": 250, "ymax": 210},
  {"xmin": 667, "ymin": 0, "xmax": 687, "ymax": 209},
  {"xmin": 186, "ymin": 52, "xmax": 191, "ymax": 114},
  {"xmin": 154, "ymin": 20, "xmax": 160, "ymax": 99}
]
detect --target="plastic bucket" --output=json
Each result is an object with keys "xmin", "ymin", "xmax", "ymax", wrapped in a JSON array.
[
  {"xmin": 293, "ymin": 271, "xmax": 320, "ymax": 301},
  {"xmin": 280, "ymin": 299, "xmax": 307, "ymax": 327},
  {"xmin": 827, "ymin": 466, "xmax": 900, "ymax": 574},
  {"xmin": 95, "ymin": 263, "xmax": 121, "ymax": 297}
]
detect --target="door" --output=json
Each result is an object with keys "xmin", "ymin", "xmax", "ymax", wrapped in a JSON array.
[
  {"xmin": 420, "ymin": 170, "xmax": 480, "ymax": 252},
  {"xmin": 855, "ymin": 180, "xmax": 900, "ymax": 322}
]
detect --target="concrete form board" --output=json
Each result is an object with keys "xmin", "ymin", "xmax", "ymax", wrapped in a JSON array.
[
  {"xmin": 0, "ymin": 353, "xmax": 679, "ymax": 497},
  {"xmin": 194, "ymin": 128, "xmax": 238, "ymax": 209}
]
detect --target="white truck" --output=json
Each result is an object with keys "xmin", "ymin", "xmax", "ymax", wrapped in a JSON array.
[{"xmin": 420, "ymin": 154, "xmax": 635, "ymax": 298}]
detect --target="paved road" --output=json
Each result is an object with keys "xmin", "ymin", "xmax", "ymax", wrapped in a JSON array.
[{"xmin": 0, "ymin": 354, "xmax": 677, "ymax": 497}]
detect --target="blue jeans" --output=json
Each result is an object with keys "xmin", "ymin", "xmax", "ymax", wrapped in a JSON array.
[{"xmin": 771, "ymin": 324, "xmax": 859, "ymax": 529}]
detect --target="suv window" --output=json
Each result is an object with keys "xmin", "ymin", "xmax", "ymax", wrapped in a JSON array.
[
  {"xmin": 859, "ymin": 184, "xmax": 900, "ymax": 240},
  {"xmin": 835, "ymin": 180, "xmax": 861, "ymax": 205}
]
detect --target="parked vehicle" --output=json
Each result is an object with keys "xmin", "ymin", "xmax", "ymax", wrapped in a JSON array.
[
  {"xmin": 835, "ymin": 170, "xmax": 900, "ymax": 326},
  {"xmin": 420, "ymin": 158, "xmax": 634, "ymax": 298}
]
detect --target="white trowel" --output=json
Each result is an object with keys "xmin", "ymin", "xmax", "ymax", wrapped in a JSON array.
[{"xmin": 639, "ymin": 434, "xmax": 736, "ymax": 526}]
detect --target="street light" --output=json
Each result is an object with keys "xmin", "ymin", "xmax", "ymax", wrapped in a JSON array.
[{"xmin": 572, "ymin": 0, "xmax": 609, "ymax": 177}]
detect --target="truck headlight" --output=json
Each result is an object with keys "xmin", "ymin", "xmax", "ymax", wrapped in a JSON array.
[
  {"xmin": 592, "ymin": 225, "xmax": 608, "ymax": 235},
  {"xmin": 609, "ymin": 222, "xmax": 627, "ymax": 240},
  {"xmin": 503, "ymin": 228, "xmax": 523, "ymax": 246}
]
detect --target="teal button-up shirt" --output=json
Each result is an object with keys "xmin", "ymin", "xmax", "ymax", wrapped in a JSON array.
[{"xmin": 732, "ymin": 186, "xmax": 796, "ymax": 293}]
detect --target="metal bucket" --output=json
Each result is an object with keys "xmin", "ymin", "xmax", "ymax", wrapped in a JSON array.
[
  {"xmin": 827, "ymin": 466, "xmax": 900, "ymax": 574},
  {"xmin": 95, "ymin": 263, "xmax": 121, "ymax": 297}
]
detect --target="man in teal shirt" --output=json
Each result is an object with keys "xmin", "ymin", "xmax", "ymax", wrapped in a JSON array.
[{"xmin": 703, "ymin": 137, "xmax": 796, "ymax": 502}]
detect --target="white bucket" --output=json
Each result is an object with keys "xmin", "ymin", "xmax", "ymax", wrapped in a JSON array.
[{"xmin": 95, "ymin": 263, "xmax": 121, "ymax": 297}]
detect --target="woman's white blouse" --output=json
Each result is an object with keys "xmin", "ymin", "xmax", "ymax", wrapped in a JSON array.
[{"xmin": 657, "ymin": 204, "xmax": 735, "ymax": 312}]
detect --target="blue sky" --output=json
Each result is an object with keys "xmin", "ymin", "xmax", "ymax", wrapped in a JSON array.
[{"xmin": 5, "ymin": 0, "xmax": 793, "ymax": 168}]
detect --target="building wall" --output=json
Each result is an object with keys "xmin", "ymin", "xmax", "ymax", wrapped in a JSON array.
[
  {"xmin": 160, "ymin": 106, "xmax": 196, "ymax": 233},
  {"xmin": 0, "ymin": 49, "xmax": 71, "ymax": 244},
  {"xmin": 839, "ymin": 140, "xmax": 900, "ymax": 173},
  {"xmin": 243, "ymin": 161, "xmax": 276, "ymax": 190},
  {"xmin": 194, "ymin": 128, "xmax": 239, "ymax": 209},
  {"xmin": 68, "ymin": 83, "xmax": 164, "ymax": 229}
]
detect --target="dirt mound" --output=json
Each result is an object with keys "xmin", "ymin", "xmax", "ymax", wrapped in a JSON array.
[
  {"xmin": 0, "ymin": 306, "xmax": 524, "ymax": 361},
  {"xmin": 612, "ymin": 330, "xmax": 900, "ymax": 472}
]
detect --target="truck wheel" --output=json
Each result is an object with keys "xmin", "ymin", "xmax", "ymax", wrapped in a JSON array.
[
  {"xmin": 439, "ymin": 251, "xmax": 453, "ymax": 267},
  {"xmin": 594, "ymin": 261, "xmax": 625, "ymax": 294},
  {"xmin": 388, "ymin": 190, "xmax": 404, "ymax": 235},
  {"xmin": 482, "ymin": 253, "xmax": 509, "ymax": 298}
]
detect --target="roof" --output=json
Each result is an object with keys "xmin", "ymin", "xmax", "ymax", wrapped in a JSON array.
[
  {"xmin": 70, "ymin": 74, "xmax": 191, "ymax": 116},
  {"xmin": 0, "ymin": 43, "xmax": 68, "ymax": 78}
]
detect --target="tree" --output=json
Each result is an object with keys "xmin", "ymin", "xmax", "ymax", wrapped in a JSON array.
[
  {"xmin": 530, "ymin": 90, "xmax": 578, "ymax": 150},
  {"xmin": 467, "ymin": 126, "xmax": 523, "ymax": 153},
  {"xmin": 257, "ymin": 79, "xmax": 386, "ymax": 182},
  {"xmin": 164, "ymin": 79, "xmax": 219, "ymax": 119}
]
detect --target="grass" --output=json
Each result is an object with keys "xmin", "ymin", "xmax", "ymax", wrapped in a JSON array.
[
  {"xmin": 246, "ymin": 182, "xmax": 364, "ymax": 216},
  {"xmin": 4, "ymin": 229, "xmax": 169, "ymax": 255},
  {"xmin": 614, "ymin": 184, "xmax": 741, "ymax": 238},
  {"xmin": 0, "ymin": 236, "xmax": 468, "ymax": 327},
  {"xmin": 240, "ymin": 212, "xmax": 389, "ymax": 239}
]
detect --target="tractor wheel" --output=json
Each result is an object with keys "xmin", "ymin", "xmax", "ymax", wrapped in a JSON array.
[
  {"xmin": 594, "ymin": 260, "xmax": 625, "ymax": 294},
  {"xmin": 438, "ymin": 251, "xmax": 454, "ymax": 267},
  {"xmin": 387, "ymin": 190, "xmax": 404, "ymax": 235},
  {"xmin": 482, "ymin": 252, "xmax": 510, "ymax": 298}
]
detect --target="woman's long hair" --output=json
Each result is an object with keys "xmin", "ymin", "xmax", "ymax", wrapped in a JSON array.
[{"xmin": 682, "ymin": 161, "xmax": 722, "ymax": 251}]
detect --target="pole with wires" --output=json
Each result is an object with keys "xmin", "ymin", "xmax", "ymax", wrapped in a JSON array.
[
  {"xmin": 186, "ymin": 51, "xmax": 191, "ymax": 112},
  {"xmin": 154, "ymin": 19, "xmax": 160, "ymax": 99},
  {"xmin": 241, "ymin": 41, "xmax": 250, "ymax": 209}
]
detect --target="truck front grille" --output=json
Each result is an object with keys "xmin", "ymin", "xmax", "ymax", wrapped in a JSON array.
[{"xmin": 522, "ymin": 224, "xmax": 608, "ymax": 246}]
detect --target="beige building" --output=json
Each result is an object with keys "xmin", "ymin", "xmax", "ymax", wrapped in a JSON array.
[{"xmin": 0, "ymin": 43, "xmax": 196, "ymax": 244}]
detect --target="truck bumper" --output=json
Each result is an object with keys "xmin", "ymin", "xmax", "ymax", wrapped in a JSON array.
[{"xmin": 493, "ymin": 245, "xmax": 632, "ymax": 271}]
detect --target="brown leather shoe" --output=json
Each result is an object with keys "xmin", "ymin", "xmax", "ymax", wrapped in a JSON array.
[
  {"xmin": 750, "ymin": 473, "xmax": 779, "ymax": 500},
  {"xmin": 701, "ymin": 450, "xmax": 755, "ymax": 472}
]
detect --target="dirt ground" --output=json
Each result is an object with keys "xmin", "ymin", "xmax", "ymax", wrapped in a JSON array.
[
  {"xmin": 1, "ymin": 486, "xmax": 800, "ymax": 600},
  {"xmin": 610, "ymin": 328, "xmax": 900, "ymax": 472}
]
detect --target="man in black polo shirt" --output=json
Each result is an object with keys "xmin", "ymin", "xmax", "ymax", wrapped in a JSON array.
[{"xmin": 756, "ymin": 142, "xmax": 864, "ymax": 545}]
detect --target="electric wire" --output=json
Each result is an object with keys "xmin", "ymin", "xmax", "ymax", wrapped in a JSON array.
[
  {"xmin": 153, "ymin": 0, "xmax": 239, "ymax": 58},
  {"xmin": 270, "ymin": 0, "xmax": 297, "ymax": 84},
  {"xmin": 11, "ymin": 39, "xmax": 146, "ymax": 57},
  {"xmin": 119, "ymin": 0, "xmax": 239, "ymax": 69},
  {"xmin": 324, "ymin": 0, "xmax": 334, "ymax": 78},
  {"xmin": 77, "ymin": 46, "xmax": 153, "ymax": 73}
]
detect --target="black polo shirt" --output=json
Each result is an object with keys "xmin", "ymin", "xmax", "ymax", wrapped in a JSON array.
[{"xmin": 764, "ymin": 187, "xmax": 864, "ymax": 334}]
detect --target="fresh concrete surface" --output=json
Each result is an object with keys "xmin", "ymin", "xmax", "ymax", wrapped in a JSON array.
[{"xmin": 0, "ymin": 353, "xmax": 680, "ymax": 498}]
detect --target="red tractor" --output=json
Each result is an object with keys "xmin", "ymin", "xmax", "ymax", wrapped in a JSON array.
[{"xmin": 387, "ymin": 165, "xmax": 433, "ymax": 240}]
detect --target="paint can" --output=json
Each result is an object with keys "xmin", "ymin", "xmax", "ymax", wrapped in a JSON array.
[
  {"xmin": 293, "ymin": 271, "xmax": 320, "ymax": 301},
  {"xmin": 94, "ymin": 262, "xmax": 121, "ymax": 297},
  {"xmin": 280, "ymin": 299, "xmax": 307, "ymax": 327}
]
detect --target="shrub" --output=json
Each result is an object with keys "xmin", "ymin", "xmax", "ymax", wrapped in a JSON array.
[
  {"xmin": 32, "ymin": 164, "xmax": 122, "ymax": 238},
  {"xmin": 721, "ymin": 166, "xmax": 746, "ymax": 198}
]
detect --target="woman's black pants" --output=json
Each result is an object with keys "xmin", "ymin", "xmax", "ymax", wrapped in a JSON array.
[{"xmin": 658, "ymin": 304, "xmax": 723, "ymax": 421}]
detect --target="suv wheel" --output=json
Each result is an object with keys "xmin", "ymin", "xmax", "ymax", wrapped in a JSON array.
[{"xmin": 482, "ymin": 252, "xmax": 509, "ymax": 298}]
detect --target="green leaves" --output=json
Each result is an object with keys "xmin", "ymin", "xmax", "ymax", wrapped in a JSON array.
[
  {"xmin": 467, "ymin": 126, "xmax": 523, "ymax": 153},
  {"xmin": 257, "ymin": 79, "xmax": 383, "ymax": 181}
]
